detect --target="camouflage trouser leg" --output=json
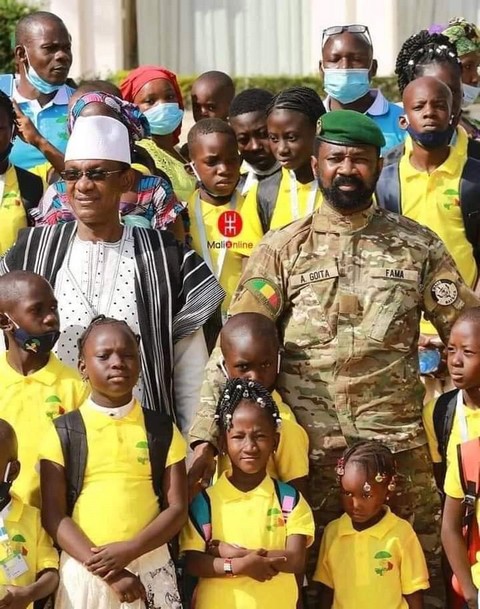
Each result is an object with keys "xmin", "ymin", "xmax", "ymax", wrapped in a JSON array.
[{"xmin": 303, "ymin": 446, "xmax": 443, "ymax": 609}]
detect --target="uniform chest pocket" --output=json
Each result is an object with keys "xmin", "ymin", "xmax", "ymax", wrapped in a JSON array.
[
  {"xmin": 364, "ymin": 275, "xmax": 421, "ymax": 345},
  {"xmin": 286, "ymin": 275, "xmax": 337, "ymax": 347}
]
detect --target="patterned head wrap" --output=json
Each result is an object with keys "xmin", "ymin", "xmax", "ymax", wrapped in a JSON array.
[
  {"xmin": 68, "ymin": 91, "xmax": 151, "ymax": 149},
  {"xmin": 119, "ymin": 65, "xmax": 184, "ymax": 145},
  {"xmin": 442, "ymin": 17, "xmax": 480, "ymax": 57}
]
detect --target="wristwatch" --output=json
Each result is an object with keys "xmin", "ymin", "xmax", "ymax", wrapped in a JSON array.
[{"xmin": 223, "ymin": 558, "xmax": 234, "ymax": 576}]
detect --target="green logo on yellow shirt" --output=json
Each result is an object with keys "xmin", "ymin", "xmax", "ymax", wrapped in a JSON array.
[
  {"xmin": 266, "ymin": 507, "xmax": 285, "ymax": 532},
  {"xmin": 442, "ymin": 188, "xmax": 460, "ymax": 210},
  {"xmin": 135, "ymin": 441, "xmax": 149, "ymax": 465},
  {"xmin": 2, "ymin": 191, "xmax": 22, "ymax": 210},
  {"xmin": 45, "ymin": 395, "xmax": 65, "ymax": 420},
  {"xmin": 11, "ymin": 534, "xmax": 28, "ymax": 556},
  {"xmin": 374, "ymin": 550, "xmax": 393, "ymax": 575}
]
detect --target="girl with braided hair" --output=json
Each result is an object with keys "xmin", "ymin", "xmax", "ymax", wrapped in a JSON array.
[
  {"xmin": 242, "ymin": 86, "xmax": 325, "ymax": 231},
  {"xmin": 181, "ymin": 378, "xmax": 314, "ymax": 609},
  {"xmin": 314, "ymin": 440, "xmax": 429, "ymax": 609}
]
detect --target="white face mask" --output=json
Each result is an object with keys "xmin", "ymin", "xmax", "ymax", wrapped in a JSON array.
[{"xmin": 462, "ymin": 82, "xmax": 479, "ymax": 108}]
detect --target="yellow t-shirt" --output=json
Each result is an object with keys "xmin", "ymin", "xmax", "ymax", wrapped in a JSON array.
[
  {"xmin": 217, "ymin": 390, "xmax": 309, "ymax": 482},
  {"xmin": 0, "ymin": 494, "xmax": 58, "ymax": 608},
  {"xmin": 28, "ymin": 162, "xmax": 51, "ymax": 189},
  {"xmin": 137, "ymin": 138, "xmax": 196, "ymax": 202},
  {"xmin": 423, "ymin": 393, "xmax": 480, "ymax": 464},
  {"xmin": 313, "ymin": 508, "xmax": 429, "ymax": 609},
  {"xmin": 187, "ymin": 189, "xmax": 263, "ymax": 311},
  {"xmin": 40, "ymin": 399, "xmax": 186, "ymax": 546},
  {"xmin": 180, "ymin": 472, "xmax": 314, "ymax": 609},
  {"xmin": 400, "ymin": 128, "xmax": 476, "ymax": 335},
  {"xmin": 243, "ymin": 168, "xmax": 323, "ymax": 231},
  {"xmin": 0, "ymin": 353, "xmax": 87, "ymax": 508},
  {"xmin": 0, "ymin": 164, "xmax": 29, "ymax": 255}
]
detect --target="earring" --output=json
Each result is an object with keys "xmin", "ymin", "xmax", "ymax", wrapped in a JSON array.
[
  {"xmin": 363, "ymin": 481, "xmax": 372, "ymax": 493},
  {"xmin": 387, "ymin": 476, "xmax": 396, "ymax": 492},
  {"xmin": 375, "ymin": 473, "xmax": 384, "ymax": 483}
]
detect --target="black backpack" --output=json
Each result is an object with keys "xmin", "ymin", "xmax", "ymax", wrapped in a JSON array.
[
  {"xmin": 53, "ymin": 408, "xmax": 174, "ymax": 515},
  {"xmin": 432, "ymin": 388, "xmax": 459, "ymax": 488},
  {"xmin": 14, "ymin": 166, "xmax": 44, "ymax": 218},
  {"xmin": 376, "ymin": 142, "xmax": 480, "ymax": 267},
  {"xmin": 256, "ymin": 170, "xmax": 282, "ymax": 233}
]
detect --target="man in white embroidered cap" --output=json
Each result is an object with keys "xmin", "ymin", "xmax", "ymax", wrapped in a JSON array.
[{"xmin": 0, "ymin": 113, "xmax": 225, "ymax": 433}]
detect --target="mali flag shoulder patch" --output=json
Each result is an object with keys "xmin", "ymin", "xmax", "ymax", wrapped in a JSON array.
[{"xmin": 243, "ymin": 277, "xmax": 283, "ymax": 317}]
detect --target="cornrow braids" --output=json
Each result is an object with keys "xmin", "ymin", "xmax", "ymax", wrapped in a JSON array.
[
  {"xmin": 395, "ymin": 30, "xmax": 461, "ymax": 94},
  {"xmin": 0, "ymin": 91, "xmax": 17, "ymax": 129},
  {"xmin": 215, "ymin": 378, "xmax": 281, "ymax": 431},
  {"xmin": 77, "ymin": 315, "xmax": 139, "ymax": 358},
  {"xmin": 266, "ymin": 86, "xmax": 326, "ymax": 126},
  {"xmin": 336, "ymin": 440, "xmax": 396, "ymax": 484}
]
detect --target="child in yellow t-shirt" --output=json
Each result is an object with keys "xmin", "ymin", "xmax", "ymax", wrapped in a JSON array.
[
  {"xmin": 0, "ymin": 418, "xmax": 58, "ymax": 609},
  {"xmin": 242, "ymin": 86, "xmax": 325, "ymax": 231},
  {"xmin": 314, "ymin": 441, "xmax": 429, "ymax": 609},
  {"xmin": 181, "ymin": 378, "xmax": 314, "ymax": 609},
  {"xmin": 217, "ymin": 312, "xmax": 309, "ymax": 495},
  {"xmin": 423, "ymin": 309, "xmax": 480, "ymax": 493},
  {"xmin": 186, "ymin": 118, "xmax": 263, "ymax": 314},
  {"xmin": 39, "ymin": 316, "xmax": 186, "ymax": 609},
  {"xmin": 0, "ymin": 271, "xmax": 87, "ymax": 508}
]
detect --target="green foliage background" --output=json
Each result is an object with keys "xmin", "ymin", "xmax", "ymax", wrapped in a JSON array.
[{"xmin": 0, "ymin": 0, "xmax": 38, "ymax": 74}]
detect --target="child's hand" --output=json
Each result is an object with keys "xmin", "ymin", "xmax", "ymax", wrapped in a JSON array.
[
  {"xmin": 207, "ymin": 540, "xmax": 247, "ymax": 558},
  {"xmin": 0, "ymin": 586, "xmax": 31, "ymax": 609},
  {"xmin": 86, "ymin": 542, "xmax": 135, "ymax": 580},
  {"xmin": 235, "ymin": 550, "xmax": 286, "ymax": 582},
  {"xmin": 109, "ymin": 569, "xmax": 146, "ymax": 604}
]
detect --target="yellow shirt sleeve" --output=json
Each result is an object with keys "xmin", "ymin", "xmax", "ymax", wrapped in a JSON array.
[
  {"xmin": 444, "ymin": 452, "xmax": 464, "ymax": 499},
  {"xmin": 313, "ymin": 522, "xmax": 334, "ymax": 586},
  {"xmin": 422, "ymin": 398, "xmax": 442, "ymax": 463},
  {"xmin": 285, "ymin": 492, "xmax": 314, "ymax": 547},
  {"xmin": 180, "ymin": 497, "xmax": 209, "ymax": 553},
  {"xmin": 165, "ymin": 424, "xmax": 187, "ymax": 468},
  {"xmin": 273, "ymin": 419, "xmax": 309, "ymax": 482},
  {"xmin": 35, "ymin": 510, "xmax": 59, "ymax": 573},
  {"xmin": 39, "ymin": 424, "xmax": 64, "ymax": 467},
  {"xmin": 399, "ymin": 526, "xmax": 430, "ymax": 594},
  {"xmin": 28, "ymin": 162, "xmax": 51, "ymax": 190}
]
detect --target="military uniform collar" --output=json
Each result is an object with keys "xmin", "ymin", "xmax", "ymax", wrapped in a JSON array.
[{"xmin": 312, "ymin": 200, "xmax": 375, "ymax": 233}]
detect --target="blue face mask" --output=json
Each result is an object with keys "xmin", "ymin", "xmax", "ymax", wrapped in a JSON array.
[
  {"xmin": 24, "ymin": 49, "xmax": 62, "ymax": 95},
  {"xmin": 7, "ymin": 315, "xmax": 60, "ymax": 354},
  {"xmin": 406, "ymin": 124, "xmax": 455, "ymax": 149},
  {"xmin": 143, "ymin": 102, "xmax": 184, "ymax": 136},
  {"xmin": 323, "ymin": 68, "xmax": 371, "ymax": 104}
]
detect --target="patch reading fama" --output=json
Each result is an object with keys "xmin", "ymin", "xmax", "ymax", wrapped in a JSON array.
[
  {"xmin": 243, "ymin": 277, "xmax": 283, "ymax": 316},
  {"xmin": 431, "ymin": 279, "xmax": 458, "ymax": 306}
]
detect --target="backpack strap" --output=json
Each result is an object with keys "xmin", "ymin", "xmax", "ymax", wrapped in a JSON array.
[
  {"xmin": 433, "ymin": 389, "xmax": 459, "ymax": 463},
  {"xmin": 375, "ymin": 163, "xmax": 401, "ymax": 214},
  {"xmin": 53, "ymin": 410, "xmax": 88, "ymax": 517},
  {"xmin": 459, "ymin": 156, "xmax": 480, "ymax": 268},
  {"xmin": 457, "ymin": 438, "xmax": 480, "ymax": 528},
  {"xmin": 273, "ymin": 479, "xmax": 299, "ymax": 523},
  {"xmin": 142, "ymin": 409, "xmax": 174, "ymax": 509},
  {"xmin": 14, "ymin": 166, "xmax": 44, "ymax": 213},
  {"xmin": 188, "ymin": 489, "xmax": 212, "ymax": 542},
  {"xmin": 256, "ymin": 171, "xmax": 282, "ymax": 233}
]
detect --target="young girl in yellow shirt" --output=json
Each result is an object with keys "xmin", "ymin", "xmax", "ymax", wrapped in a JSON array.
[
  {"xmin": 39, "ymin": 316, "xmax": 187, "ymax": 609},
  {"xmin": 181, "ymin": 378, "xmax": 314, "ymax": 609}
]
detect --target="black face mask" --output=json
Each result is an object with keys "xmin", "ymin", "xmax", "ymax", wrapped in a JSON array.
[
  {"xmin": 0, "ymin": 142, "xmax": 13, "ymax": 164},
  {"xmin": 406, "ymin": 124, "xmax": 455, "ymax": 149},
  {"xmin": 0, "ymin": 462, "xmax": 13, "ymax": 508}
]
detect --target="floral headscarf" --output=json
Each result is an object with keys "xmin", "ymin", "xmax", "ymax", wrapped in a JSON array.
[
  {"xmin": 68, "ymin": 91, "xmax": 151, "ymax": 148},
  {"xmin": 442, "ymin": 17, "xmax": 480, "ymax": 57}
]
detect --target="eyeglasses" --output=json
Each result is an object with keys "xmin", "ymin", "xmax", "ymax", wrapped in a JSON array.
[
  {"xmin": 322, "ymin": 24, "xmax": 372, "ymax": 47},
  {"xmin": 60, "ymin": 169, "xmax": 125, "ymax": 182}
]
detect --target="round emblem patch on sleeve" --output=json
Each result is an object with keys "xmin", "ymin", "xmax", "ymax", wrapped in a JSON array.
[{"xmin": 430, "ymin": 279, "xmax": 459, "ymax": 306}]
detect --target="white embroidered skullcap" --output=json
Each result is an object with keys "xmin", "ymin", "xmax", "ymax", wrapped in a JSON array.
[{"xmin": 64, "ymin": 115, "xmax": 131, "ymax": 164}]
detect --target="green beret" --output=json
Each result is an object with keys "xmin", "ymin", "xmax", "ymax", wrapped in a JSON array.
[{"xmin": 316, "ymin": 109, "xmax": 386, "ymax": 148}]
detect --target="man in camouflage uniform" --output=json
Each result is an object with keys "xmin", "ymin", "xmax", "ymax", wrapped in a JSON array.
[{"xmin": 188, "ymin": 110, "xmax": 479, "ymax": 606}]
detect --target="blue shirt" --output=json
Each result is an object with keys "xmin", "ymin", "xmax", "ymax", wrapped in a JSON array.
[
  {"xmin": 325, "ymin": 89, "xmax": 406, "ymax": 155},
  {"xmin": 10, "ymin": 83, "xmax": 74, "ymax": 170}
]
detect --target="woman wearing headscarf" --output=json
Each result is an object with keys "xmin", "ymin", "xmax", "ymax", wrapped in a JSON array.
[
  {"xmin": 120, "ymin": 66, "xmax": 196, "ymax": 202},
  {"xmin": 32, "ymin": 88, "xmax": 185, "ymax": 229},
  {"xmin": 442, "ymin": 17, "xmax": 480, "ymax": 139}
]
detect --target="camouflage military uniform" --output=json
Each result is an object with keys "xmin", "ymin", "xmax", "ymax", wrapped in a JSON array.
[{"xmin": 190, "ymin": 202, "xmax": 479, "ymax": 607}]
